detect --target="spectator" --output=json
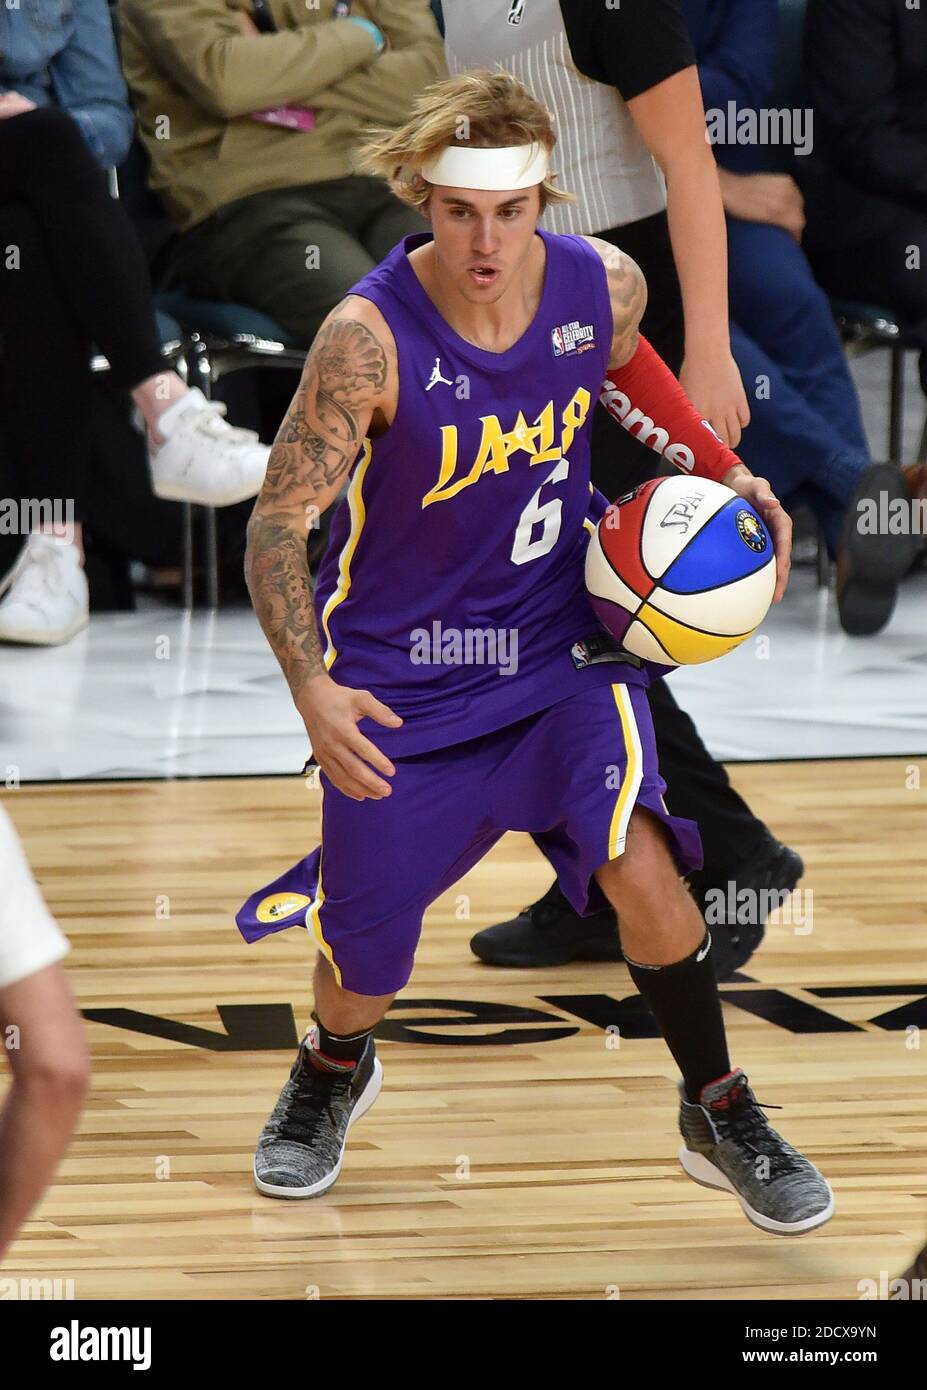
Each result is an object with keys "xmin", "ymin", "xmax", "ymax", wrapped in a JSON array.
[
  {"xmin": 118, "ymin": 0, "xmax": 446, "ymax": 346},
  {"xmin": 0, "ymin": 0, "xmax": 270, "ymax": 647},
  {"xmin": 802, "ymin": 0, "xmax": 927, "ymax": 524},
  {"xmin": 685, "ymin": 0, "xmax": 916, "ymax": 635},
  {"xmin": 0, "ymin": 803, "xmax": 89, "ymax": 1262},
  {"xmin": 444, "ymin": 0, "xmax": 749, "ymax": 451},
  {"xmin": 441, "ymin": 0, "xmax": 801, "ymax": 976}
]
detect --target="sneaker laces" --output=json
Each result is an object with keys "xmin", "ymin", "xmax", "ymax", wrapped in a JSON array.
[
  {"xmin": 712, "ymin": 1087, "xmax": 805, "ymax": 1180},
  {"xmin": 3, "ymin": 541, "xmax": 64, "ymax": 608},
  {"xmin": 272, "ymin": 1049, "xmax": 351, "ymax": 1147},
  {"xmin": 185, "ymin": 399, "xmax": 260, "ymax": 446},
  {"xmin": 520, "ymin": 881, "xmax": 575, "ymax": 930}
]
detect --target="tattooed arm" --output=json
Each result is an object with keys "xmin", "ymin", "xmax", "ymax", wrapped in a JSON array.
[
  {"xmin": 580, "ymin": 236, "xmax": 648, "ymax": 370},
  {"xmin": 245, "ymin": 296, "xmax": 403, "ymax": 801}
]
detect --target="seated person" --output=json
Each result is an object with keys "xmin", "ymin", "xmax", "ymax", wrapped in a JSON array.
[
  {"xmin": 118, "ymin": 0, "xmax": 446, "ymax": 346},
  {"xmin": 684, "ymin": 0, "xmax": 916, "ymax": 635},
  {"xmin": 0, "ymin": 802, "xmax": 89, "ymax": 1261},
  {"xmin": 0, "ymin": 0, "xmax": 269, "ymax": 647},
  {"xmin": 802, "ymin": 0, "xmax": 927, "ymax": 526}
]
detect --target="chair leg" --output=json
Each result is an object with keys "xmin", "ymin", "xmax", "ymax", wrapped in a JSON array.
[
  {"xmin": 204, "ymin": 507, "xmax": 219, "ymax": 611},
  {"xmin": 187, "ymin": 337, "xmax": 221, "ymax": 610},
  {"xmin": 917, "ymin": 407, "xmax": 927, "ymax": 464},
  {"xmin": 889, "ymin": 344, "xmax": 905, "ymax": 462},
  {"xmin": 181, "ymin": 502, "xmax": 194, "ymax": 611},
  {"xmin": 816, "ymin": 529, "xmax": 830, "ymax": 588}
]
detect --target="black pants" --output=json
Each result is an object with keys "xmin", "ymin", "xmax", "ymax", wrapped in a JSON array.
[
  {"xmin": 536, "ymin": 210, "xmax": 767, "ymax": 889},
  {"xmin": 0, "ymin": 107, "xmax": 164, "ymax": 519},
  {"xmin": 808, "ymin": 226, "xmax": 927, "ymax": 393}
]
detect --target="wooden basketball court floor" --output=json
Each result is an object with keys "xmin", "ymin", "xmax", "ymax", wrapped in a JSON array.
[{"xmin": 2, "ymin": 757, "xmax": 925, "ymax": 1300}]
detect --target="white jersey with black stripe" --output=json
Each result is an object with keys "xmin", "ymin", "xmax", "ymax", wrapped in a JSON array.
[{"xmin": 442, "ymin": 0, "xmax": 667, "ymax": 235}]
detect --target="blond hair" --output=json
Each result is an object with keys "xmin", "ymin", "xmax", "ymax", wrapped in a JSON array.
[{"xmin": 356, "ymin": 68, "xmax": 575, "ymax": 213}]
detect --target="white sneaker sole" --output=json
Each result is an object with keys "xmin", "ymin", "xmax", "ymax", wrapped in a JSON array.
[
  {"xmin": 679, "ymin": 1145, "xmax": 835, "ymax": 1236},
  {"xmin": 152, "ymin": 475, "xmax": 265, "ymax": 507},
  {"xmin": 253, "ymin": 1056, "xmax": 383, "ymax": 1200},
  {"xmin": 0, "ymin": 610, "xmax": 89, "ymax": 647}
]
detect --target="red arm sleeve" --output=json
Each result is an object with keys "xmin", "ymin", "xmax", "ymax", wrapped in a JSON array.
[{"xmin": 599, "ymin": 335, "xmax": 744, "ymax": 483}]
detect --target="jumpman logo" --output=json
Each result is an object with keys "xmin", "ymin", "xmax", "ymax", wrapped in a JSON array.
[{"xmin": 425, "ymin": 357, "xmax": 454, "ymax": 391}]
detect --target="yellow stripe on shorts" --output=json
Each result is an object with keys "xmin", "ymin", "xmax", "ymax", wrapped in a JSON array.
[
  {"xmin": 305, "ymin": 783, "xmax": 342, "ymax": 987},
  {"xmin": 608, "ymin": 683, "xmax": 644, "ymax": 860}
]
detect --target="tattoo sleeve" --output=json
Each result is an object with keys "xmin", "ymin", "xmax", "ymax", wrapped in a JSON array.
[
  {"xmin": 244, "ymin": 312, "xmax": 388, "ymax": 700},
  {"xmin": 601, "ymin": 244, "xmax": 647, "ymax": 369},
  {"xmin": 581, "ymin": 237, "xmax": 648, "ymax": 369}
]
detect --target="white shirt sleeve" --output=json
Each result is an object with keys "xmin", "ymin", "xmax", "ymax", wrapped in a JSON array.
[{"xmin": 0, "ymin": 803, "xmax": 70, "ymax": 990}]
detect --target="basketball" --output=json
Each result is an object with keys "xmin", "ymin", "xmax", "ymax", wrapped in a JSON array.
[{"xmin": 585, "ymin": 474, "xmax": 776, "ymax": 666}]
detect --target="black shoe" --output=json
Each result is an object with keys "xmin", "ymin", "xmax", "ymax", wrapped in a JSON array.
[
  {"xmin": 693, "ymin": 834, "xmax": 804, "ymax": 980},
  {"xmin": 469, "ymin": 880, "xmax": 622, "ymax": 967},
  {"xmin": 836, "ymin": 463, "xmax": 918, "ymax": 636},
  {"xmin": 469, "ymin": 835, "xmax": 802, "ymax": 976}
]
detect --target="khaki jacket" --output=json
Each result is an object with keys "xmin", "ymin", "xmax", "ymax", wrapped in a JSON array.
[{"xmin": 118, "ymin": 0, "xmax": 446, "ymax": 228}]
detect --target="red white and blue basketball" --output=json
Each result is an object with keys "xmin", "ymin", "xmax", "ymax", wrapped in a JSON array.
[{"xmin": 585, "ymin": 474, "xmax": 776, "ymax": 666}]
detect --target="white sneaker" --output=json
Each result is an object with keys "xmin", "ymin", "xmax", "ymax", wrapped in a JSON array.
[
  {"xmin": 148, "ymin": 387, "xmax": 270, "ymax": 506},
  {"xmin": 0, "ymin": 534, "xmax": 89, "ymax": 646}
]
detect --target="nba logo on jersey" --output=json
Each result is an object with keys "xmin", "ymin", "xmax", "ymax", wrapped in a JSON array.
[
  {"xmin": 507, "ymin": 0, "xmax": 526, "ymax": 24},
  {"xmin": 551, "ymin": 320, "xmax": 596, "ymax": 356}
]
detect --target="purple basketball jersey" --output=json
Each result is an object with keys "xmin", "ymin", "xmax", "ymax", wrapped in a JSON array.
[{"xmin": 313, "ymin": 228, "xmax": 647, "ymax": 756}]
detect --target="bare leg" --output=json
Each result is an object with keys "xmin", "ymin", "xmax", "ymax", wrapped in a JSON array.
[
  {"xmin": 0, "ymin": 963, "xmax": 90, "ymax": 1262},
  {"xmin": 32, "ymin": 520, "xmax": 84, "ymax": 564},
  {"xmin": 131, "ymin": 370, "xmax": 190, "ymax": 446},
  {"xmin": 594, "ymin": 807, "xmax": 732, "ymax": 1101},
  {"xmin": 595, "ymin": 808, "xmax": 704, "ymax": 966},
  {"xmin": 312, "ymin": 953, "xmax": 394, "ymax": 1035}
]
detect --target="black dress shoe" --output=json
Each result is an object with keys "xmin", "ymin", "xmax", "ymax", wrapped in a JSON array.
[
  {"xmin": 836, "ymin": 463, "xmax": 918, "ymax": 636},
  {"xmin": 694, "ymin": 834, "xmax": 805, "ymax": 979},
  {"xmin": 469, "ymin": 880, "xmax": 622, "ymax": 967},
  {"xmin": 470, "ymin": 834, "xmax": 803, "ymax": 977}
]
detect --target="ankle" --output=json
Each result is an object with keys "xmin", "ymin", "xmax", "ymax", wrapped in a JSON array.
[
  {"xmin": 34, "ymin": 524, "xmax": 84, "ymax": 566},
  {"xmin": 306, "ymin": 1015, "xmax": 372, "ymax": 1072},
  {"xmin": 132, "ymin": 372, "xmax": 188, "ymax": 444}
]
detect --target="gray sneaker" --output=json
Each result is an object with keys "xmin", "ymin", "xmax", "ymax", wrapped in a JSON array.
[
  {"xmin": 253, "ymin": 1036, "xmax": 382, "ymax": 1198},
  {"xmin": 678, "ymin": 1068, "xmax": 834, "ymax": 1235}
]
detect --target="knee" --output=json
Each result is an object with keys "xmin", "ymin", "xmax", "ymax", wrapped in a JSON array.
[
  {"xmin": 596, "ymin": 811, "xmax": 674, "ymax": 910},
  {"xmin": 11, "ymin": 106, "xmax": 86, "ymax": 160}
]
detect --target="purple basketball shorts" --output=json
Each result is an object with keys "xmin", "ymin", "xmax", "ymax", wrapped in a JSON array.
[{"xmin": 236, "ymin": 682, "xmax": 702, "ymax": 995}]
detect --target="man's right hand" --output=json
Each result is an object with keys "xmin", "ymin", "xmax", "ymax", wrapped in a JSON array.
[
  {"xmin": 718, "ymin": 170, "xmax": 806, "ymax": 242},
  {"xmin": 298, "ymin": 673, "xmax": 402, "ymax": 801}
]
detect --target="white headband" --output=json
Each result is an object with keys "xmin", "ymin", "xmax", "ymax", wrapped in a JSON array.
[{"xmin": 419, "ymin": 142, "xmax": 549, "ymax": 191}]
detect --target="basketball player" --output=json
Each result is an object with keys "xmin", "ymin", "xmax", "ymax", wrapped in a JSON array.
[
  {"xmin": 0, "ymin": 803, "xmax": 89, "ymax": 1261},
  {"xmin": 442, "ymin": 0, "xmax": 805, "ymax": 975},
  {"xmin": 242, "ymin": 70, "xmax": 834, "ymax": 1234}
]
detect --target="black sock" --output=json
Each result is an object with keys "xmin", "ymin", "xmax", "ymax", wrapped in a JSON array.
[
  {"xmin": 624, "ymin": 931, "xmax": 731, "ymax": 1104},
  {"xmin": 306, "ymin": 1012, "xmax": 372, "ymax": 1073}
]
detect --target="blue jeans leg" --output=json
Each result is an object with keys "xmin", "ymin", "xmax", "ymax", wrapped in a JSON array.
[
  {"xmin": 729, "ymin": 322, "xmax": 868, "ymax": 552},
  {"xmin": 727, "ymin": 217, "xmax": 871, "ymax": 459}
]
